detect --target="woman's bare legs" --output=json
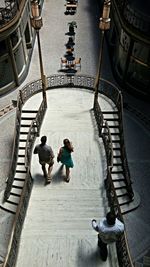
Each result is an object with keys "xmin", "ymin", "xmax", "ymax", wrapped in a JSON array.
[{"xmin": 65, "ymin": 166, "xmax": 70, "ymax": 182}]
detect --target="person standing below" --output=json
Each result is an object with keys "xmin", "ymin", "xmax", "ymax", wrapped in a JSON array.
[
  {"xmin": 92, "ymin": 212, "xmax": 124, "ymax": 261},
  {"xmin": 33, "ymin": 136, "xmax": 54, "ymax": 184},
  {"xmin": 57, "ymin": 138, "xmax": 74, "ymax": 182}
]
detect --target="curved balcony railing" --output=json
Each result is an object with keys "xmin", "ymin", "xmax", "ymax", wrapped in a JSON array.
[
  {"xmin": 0, "ymin": 0, "xmax": 21, "ymax": 29},
  {"xmin": 3, "ymin": 74, "xmax": 134, "ymax": 267}
]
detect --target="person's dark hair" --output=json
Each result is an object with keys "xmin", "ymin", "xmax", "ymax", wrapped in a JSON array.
[
  {"xmin": 63, "ymin": 138, "xmax": 72, "ymax": 152},
  {"xmin": 40, "ymin": 136, "xmax": 47, "ymax": 146},
  {"xmin": 106, "ymin": 212, "xmax": 116, "ymax": 225}
]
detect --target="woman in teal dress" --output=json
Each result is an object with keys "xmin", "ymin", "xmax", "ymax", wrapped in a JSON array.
[{"xmin": 57, "ymin": 138, "xmax": 74, "ymax": 182}]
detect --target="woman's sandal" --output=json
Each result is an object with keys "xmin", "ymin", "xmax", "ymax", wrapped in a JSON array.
[{"xmin": 65, "ymin": 177, "xmax": 70, "ymax": 183}]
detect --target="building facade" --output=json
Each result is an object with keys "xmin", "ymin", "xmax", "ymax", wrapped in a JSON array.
[
  {"xmin": 0, "ymin": 0, "xmax": 43, "ymax": 95},
  {"xmin": 107, "ymin": 0, "xmax": 150, "ymax": 97}
]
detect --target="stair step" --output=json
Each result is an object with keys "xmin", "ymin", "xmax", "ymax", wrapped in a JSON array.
[
  {"xmin": 16, "ymin": 163, "xmax": 25, "ymax": 168},
  {"xmin": 19, "ymin": 147, "xmax": 26, "ymax": 150},
  {"xmin": 113, "ymin": 158, "xmax": 122, "ymax": 164},
  {"xmin": 0, "ymin": 202, "xmax": 16, "ymax": 214},
  {"xmin": 112, "ymin": 143, "xmax": 121, "ymax": 149},
  {"xmin": 13, "ymin": 180, "xmax": 25, "ymax": 187},
  {"xmin": 20, "ymin": 124, "xmax": 31, "ymax": 128},
  {"xmin": 18, "ymin": 150, "xmax": 25, "ymax": 156},
  {"xmin": 113, "ymin": 150, "xmax": 121, "ymax": 156},
  {"xmin": 12, "ymin": 185, "xmax": 23, "ymax": 190},
  {"xmin": 111, "ymin": 170, "xmax": 123, "ymax": 174},
  {"xmin": 16, "ymin": 162, "xmax": 25, "ymax": 166},
  {"xmin": 112, "ymin": 140, "xmax": 120, "ymax": 143},
  {"xmin": 120, "ymin": 190, "xmax": 140, "ymax": 215},
  {"xmin": 109, "ymin": 128, "xmax": 120, "ymax": 134},
  {"xmin": 103, "ymin": 114, "xmax": 119, "ymax": 119},
  {"xmin": 118, "ymin": 195, "xmax": 132, "ymax": 206},
  {"xmin": 11, "ymin": 187, "xmax": 22, "ymax": 196},
  {"xmin": 14, "ymin": 178, "xmax": 26, "ymax": 182},
  {"xmin": 102, "ymin": 111, "xmax": 118, "ymax": 114},
  {"xmin": 143, "ymin": 255, "xmax": 150, "ymax": 266},
  {"xmin": 16, "ymin": 169, "xmax": 26, "ymax": 173},
  {"xmin": 111, "ymin": 173, "xmax": 125, "ymax": 180},
  {"xmin": 19, "ymin": 139, "xmax": 27, "ymax": 142},
  {"xmin": 116, "ymin": 188, "xmax": 128, "ymax": 197},
  {"xmin": 19, "ymin": 140, "xmax": 26, "ymax": 147},
  {"xmin": 8, "ymin": 194, "xmax": 20, "ymax": 204},
  {"xmin": 15, "ymin": 172, "xmax": 26, "ymax": 179},
  {"xmin": 105, "ymin": 118, "xmax": 119, "ymax": 121},
  {"xmin": 111, "ymin": 133, "xmax": 120, "ymax": 139},
  {"xmin": 20, "ymin": 132, "xmax": 28, "ymax": 136},
  {"xmin": 112, "ymin": 165, "xmax": 123, "ymax": 171},
  {"xmin": 22, "ymin": 110, "xmax": 37, "ymax": 113},
  {"xmin": 113, "ymin": 163, "xmax": 122, "ymax": 166},
  {"xmin": 18, "ymin": 154, "xmax": 25, "ymax": 158},
  {"xmin": 103, "ymin": 125, "xmax": 119, "ymax": 129},
  {"xmin": 113, "ymin": 147, "xmax": 121, "ymax": 151},
  {"xmin": 113, "ymin": 180, "xmax": 126, "ymax": 188},
  {"xmin": 21, "ymin": 117, "xmax": 35, "ymax": 120},
  {"xmin": 113, "ymin": 155, "xmax": 121, "ymax": 159}
]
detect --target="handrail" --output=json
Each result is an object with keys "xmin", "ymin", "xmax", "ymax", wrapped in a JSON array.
[
  {"xmin": 102, "ymin": 120, "xmax": 113, "ymax": 169},
  {"xmin": 106, "ymin": 168, "xmax": 134, "ymax": 267},
  {"xmin": 99, "ymin": 78, "xmax": 134, "ymax": 200},
  {"xmin": 3, "ymin": 96, "xmax": 47, "ymax": 267},
  {"xmin": 93, "ymin": 97, "xmax": 104, "ymax": 137},
  {"xmin": 2, "ymin": 169, "xmax": 33, "ymax": 267},
  {"xmin": 3, "ymin": 94, "xmax": 22, "ymax": 201},
  {"xmin": 24, "ymin": 96, "xmax": 47, "ymax": 169},
  {"xmin": 92, "ymin": 82, "xmax": 134, "ymax": 267}
]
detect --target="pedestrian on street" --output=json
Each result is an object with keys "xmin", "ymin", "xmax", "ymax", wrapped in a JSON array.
[
  {"xmin": 92, "ymin": 212, "xmax": 124, "ymax": 261},
  {"xmin": 57, "ymin": 138, "xmax": 74, "ymax": 182},
  {"xmin": 33, "ymin": 136, "xmax": 54, "ymax": 184}
]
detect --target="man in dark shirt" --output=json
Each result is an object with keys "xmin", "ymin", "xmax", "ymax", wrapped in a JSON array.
[{"xmin": 34, "ymin": 136, "xmax": 54, "ymax": 184}]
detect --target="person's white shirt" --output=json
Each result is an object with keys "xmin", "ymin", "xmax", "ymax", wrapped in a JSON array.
[{"xmin": 92, "ymin": 217, "xmax": 124, "ymax": 244}]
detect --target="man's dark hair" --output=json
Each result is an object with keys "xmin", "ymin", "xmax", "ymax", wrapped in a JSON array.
[
  {"xmin": 106, "ymin": 212, "xmax": 116, "ymax": 225},
  {"xmin": 40, "ymin": 136, "xmax": 47, "ymax": 146}
]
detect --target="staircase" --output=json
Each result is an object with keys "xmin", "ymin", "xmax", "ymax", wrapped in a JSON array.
[
  {"xmin": 135, "ymin": 249, "xmax": 150, "ymax": 267},
  {"xmin": 0, "ymin": 110, "xmax": 37, "ymax": 214},
  {"xmin": 102, "ymin": 109, "xmax": 139, "ymax": 214}
]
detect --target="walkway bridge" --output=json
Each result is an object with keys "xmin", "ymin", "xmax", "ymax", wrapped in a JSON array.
[{"xmin": 1, "ymin": 75, "xmax": 138, "ymax": 267}]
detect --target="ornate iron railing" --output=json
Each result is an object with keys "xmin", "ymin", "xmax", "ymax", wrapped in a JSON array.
[
  {"xmin": 3, "ymin": 92, "xmax": 47, "ymax": 267},
  {"xmin": 3, "ymin": 74, "xmax": 134, "ymax": 267},
  {"xmin": 99, "ymin": 79, "xmax": 134, "ymax": 199},
  {"xmin": 93, "ymin": 96, "xmax": 133, "ymax": 267},
  {"xmin": 3, "ymin": 169, "xmax": 33, "ymax": 267},
  {"xmin": 3, "ymin": 92, "xmax": 22, "ymax": 201},
  {"xmin": 25, "ymin": 96, "xmax": 47, "ymax": 169},
  {"xmin": 102, "ymin": 120, "xmax": 114, "ymax": 168}
]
